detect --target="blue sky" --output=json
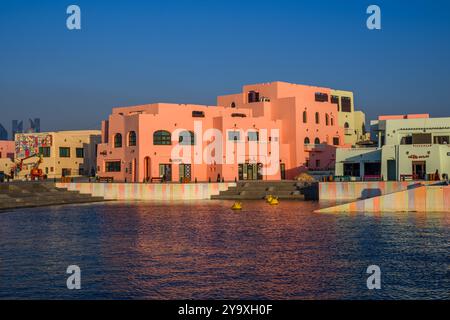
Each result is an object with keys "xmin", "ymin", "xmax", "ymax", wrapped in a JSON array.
[{"xmin": 1, "ymin": 0, "xmax": 450, "ymax": 134}]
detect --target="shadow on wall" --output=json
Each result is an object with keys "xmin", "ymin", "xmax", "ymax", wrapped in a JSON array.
[
  {"xmin": 359, "ymin": 188, "xmax": 382, "ymax": 200},
  {"xmin": 359, "ymin": 183, "xmax": 427, "ymax": 200},
  {"xmin": 407, "ymin": 183, "xmax": 425, "ymax": 190},
  {"xmin": 286, "ymin": 165, "xmax": 308, "ymax": 180}
]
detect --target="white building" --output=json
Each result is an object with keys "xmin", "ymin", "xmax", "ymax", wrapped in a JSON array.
[{"xmin": 335, "ymin": 114, "xmax": 450, "ymax": 181}]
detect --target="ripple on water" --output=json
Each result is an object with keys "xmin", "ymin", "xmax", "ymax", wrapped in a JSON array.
[{"xmin": 0, "ymin": 201, "xmax": 448, "ymax": 300}]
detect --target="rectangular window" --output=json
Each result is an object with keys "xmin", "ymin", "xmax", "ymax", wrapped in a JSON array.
[
  {"xmin": 59, "ymin": 147, "xmax": 70, "ymax": 158},
  {"xmin": 105, "ymin": 161, "xmax": 121, "ymax": 172},
  {"xmin": 333, "ymin": 137, "xmax": 340, "ymax": 146},
  {"xmin": 315, "ymin": 159, "xmax": 321, "ymax": 168},
  {"xmin": 39, "ymin": 147, "xmax": 51, "ymax": 157},
  {"xmin": 248, "ymin": 132, "xmax": 259, "ymax": 141},
  {"xmin": 62, "ymin": 168, "xmax": 72, "ymax": 177},
  {"xmin": 331, "ymin": 95, "xmax": 339, "ymax": 104},
  {"xmin": 433, "ymin": 136, "xmax": 449, "ymax": 144},
  {"xmin": 331, "ymin": 95, "xmax": 340, "ymax": 111},
  {"xmin": 76, "ymin": 148, "xmax": 84, "ymax": 158},
  {"xmin": 248, "ymin": 91, "xmax": 260, "ymax": 103},
  {"xmin": 341, "ymin": 97, "xmax": 352, "ymax": 112},
  {"xmin": 192, "ymin": 111, "xmax": 205, "ymax": 118},
  {"xmin": 315, "ymin": 92, "xmax": 328, "ymax": 102},
  {"xmin": 344, "ymin": 163, "xmax": 360, "ymax": 177},
  {"xmin": 231, "ymin": 113, "xmax": 247, "ymax": 118},
  {"xmin": 412, "ymin": 133, "xmax": 432, "ymax": 145},
  {"xmin": 401, "ymin": 136, "xmax": 413, "ymax": 145},
  {"xmin": 228, "ymin": 131, "xmax": 241, "ymax": 142}
]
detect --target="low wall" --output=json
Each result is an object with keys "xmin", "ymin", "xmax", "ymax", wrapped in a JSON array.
[
  {"xmin": 316, "ymin": 185, "xmax": 450, "ymax": 213},
  {"xmin": 319, "ymin": 181, "xmax": 436, "ymax": 201},
  {"xmin": 56, "ymin": 182, "xmax": 236, "ymax": 200}
]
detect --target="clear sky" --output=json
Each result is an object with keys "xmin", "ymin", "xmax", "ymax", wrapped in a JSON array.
[{"xmin": 1, "ymin": 0, "xmax": 450, "ymax": 134}]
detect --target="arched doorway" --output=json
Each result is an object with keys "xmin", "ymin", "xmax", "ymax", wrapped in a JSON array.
[{"xmin": 144, "ymin": 157, "xmax": 150, "ymax": 182}]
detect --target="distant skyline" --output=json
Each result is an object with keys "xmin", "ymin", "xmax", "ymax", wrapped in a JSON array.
[{"xmin": 1, "ymin": 0, "xmax": 450, "ymax": 133}]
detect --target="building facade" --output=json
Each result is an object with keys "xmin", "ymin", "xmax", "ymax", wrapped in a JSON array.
[
  {"xmin": 335, "ymin": 114, "xmax": 450, "ymax": 181},
  {"xmin": 97, "ymin": 81, "xmax": 366, "ymax": 182},
  {"xmin": 0, "ymin": 140, "xmax": 14, "ymax": 160},
  {"xmin": 14, "ymin": 130, "xmax": 101, "ymax": 179},
  {"xmin": 0, "ymin": 140, "xmax": 15, "ymax": 178}
]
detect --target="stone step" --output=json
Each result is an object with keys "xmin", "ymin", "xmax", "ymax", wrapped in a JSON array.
[
  {"xmin": 212, "ymin": 180, "xmax": 311, "ymax": 201},
  {"xmin": 0, "ymin": 182, "xmax": 109, "ymax": 210}
]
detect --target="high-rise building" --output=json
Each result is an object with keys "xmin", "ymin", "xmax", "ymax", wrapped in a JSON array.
[
  {"xmin": 0, "ymin": 123, "xmax": 8, "ymax": 140},
  {"xmin": 28, "ymin": 118, "xmax": 41, "ymax": 133},
  {"xmin": 12, "ymin": 120, "xmax": 23, "ymax": 139}
]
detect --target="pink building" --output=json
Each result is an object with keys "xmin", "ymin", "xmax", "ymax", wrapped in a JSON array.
[
  {"xmin": 97, "ymin": 81, "xmax": 364, "ymax": 182},
  {"xmin": 0, "ymin": 141, "xmax": 14, "ymax": 160}
]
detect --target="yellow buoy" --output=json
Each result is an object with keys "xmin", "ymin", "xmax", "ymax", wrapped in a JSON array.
[
  {"xmin": 231, "ymin": 201, "xmax": 242, "ymax": 210},
  {"xmin": 266, "ymin": 195, "xmax": 274, "ymax": 203},
  {"xmin": 269, "ymin": 197, "xmax": 279, "ymax": 205}
]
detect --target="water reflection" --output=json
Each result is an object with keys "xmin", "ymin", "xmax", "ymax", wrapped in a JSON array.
[{"xmin": 0, "ymin": 201, "xmax": 448, "ymax": 299}]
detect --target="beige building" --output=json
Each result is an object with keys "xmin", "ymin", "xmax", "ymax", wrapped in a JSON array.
[
  {"xmin": 335, "ymin": 114, "xmax": 450, "ymax": 181},
  {"xmin": 15, "ymin": 130, "xmax": 101, "ymax": 179},
  {"xmin": 331, "ymin": 89, "xmax": 368, "ymax": 145}
]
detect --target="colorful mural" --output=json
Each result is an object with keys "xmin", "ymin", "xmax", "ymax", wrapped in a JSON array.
[
  {"xmin": 56, "ymin": 182, "xmax": 236, "ymax": 200},
  {"xmin": 316, "ymin": 185, "xmax": 450, "ymax": 213},
  {"xmin": 319, "ymin": 181, "xmax": 436, "ymax": 201},
  {"xmin": 15, "ymin": 134, "xmax": 52, "ymax": 159}
]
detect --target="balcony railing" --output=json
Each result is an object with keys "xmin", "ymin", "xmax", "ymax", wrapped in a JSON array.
[{"xmin": 304, "ymin": 144, "xmax": 326, "ymax": 152}]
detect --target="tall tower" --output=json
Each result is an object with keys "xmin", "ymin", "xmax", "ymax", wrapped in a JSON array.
[
  {"xmin": 29, "ymin": 118, "xmax": 41, "ymax": 133},
  {"xmin": 12, "ymin": 120, "xmax": 23, "ymax": 139},
  {"xmin": 0, "ymin": 123, "xmax": 8, "ymax": 140}
]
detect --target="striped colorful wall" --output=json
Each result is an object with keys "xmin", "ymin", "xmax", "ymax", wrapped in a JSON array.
[
  {"xmin": 316, "ymin": 185, "xmax": 450, "ymax": 213},
  {"xmin": 56, "ymin": 182, "xmax": 236, "ymax": 200},
  {"xmin": 319, "ymin": 181, "xmax": 436, "ymax": 201}
]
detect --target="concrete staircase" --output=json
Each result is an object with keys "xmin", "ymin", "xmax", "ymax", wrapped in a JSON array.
[
  {"xmin": 211, "ymin": 181, "xmax": 311, "ymax": 200},
  {"xmin": 0, "ymin": 182, "xmax": 107, "ymax": 211}
]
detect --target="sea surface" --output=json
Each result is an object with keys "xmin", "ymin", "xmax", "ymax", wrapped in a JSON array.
[{"xmin": 0, "ymin": 201, "xmax": 448, "ymax": 300}]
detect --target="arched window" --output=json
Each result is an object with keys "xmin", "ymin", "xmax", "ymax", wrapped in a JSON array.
[
  {"xmin": 153, "ymin": 130, "xmax": 171, "ymax": 145},
  {"xmin": 315, "ymin": 112, "xmax": 320, "ymax": 124},
  {"xmin": 314, "ymin": 138, "xmax": 321, "ymax": 145},
  {"xmin": 302, "ymin": 111, "xmax": 307, "ymax": 123},
  {"xmin": 344, "ymin": 122, "xmax": 350, "ymax": 128},
  {"xmin": 325, "ymin": 114, "xmax": 330, "ymax": 126},
  {"xmin": 331, "ymin": 117, "xmax": 334, "ymax": 126},
  {"xmin": 304, "ymin": 137, "xmax": 310, "ymax": 145},
  {"xmin": 114, "ymin": 133, "xmax": 122, "ymax": 148},
  {"xmin": 231, "ymin": 102, "xmax": 236, "ymax": 108},
  {"xmin": 179, "ymin": 131, "xmax": 195, "ymax": 145},
  {"xmin": 128, "ymin": 131, "xmax": 137, "ymax": 146}
]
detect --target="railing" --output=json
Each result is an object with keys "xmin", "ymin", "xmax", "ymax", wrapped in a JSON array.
[
  {"xmin": 400, "ymin": 174, "xmax": 421, "ymax": 181},
  {"xmin": 363, "ymin": 175, "xmax": 382, "ymax": 181},
  {"xmin": 304, "ymin": 144, "xmax": 326, "ymax": 152}
]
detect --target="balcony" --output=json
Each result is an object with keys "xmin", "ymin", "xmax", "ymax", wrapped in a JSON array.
[
  {"xmin": 344, "ymin": 128, "xmax": 353, "ymax": 136},
  {"xmin": 304, "ymin": 144, "xmax": 326, "ymax": 152}
]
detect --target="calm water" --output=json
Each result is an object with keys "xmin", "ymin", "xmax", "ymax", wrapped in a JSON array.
[{"xmin": 0, "ymin": 201, "xmax": 448, "ymax": 300}]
